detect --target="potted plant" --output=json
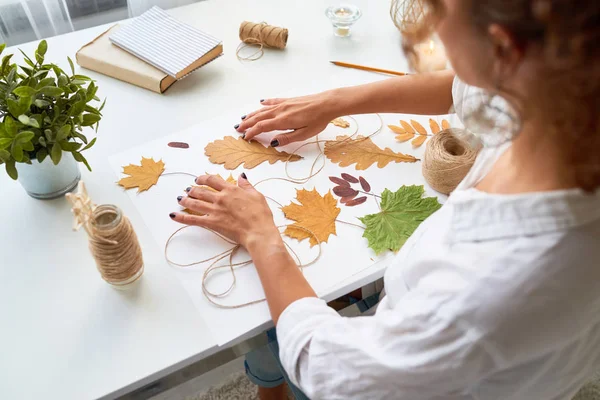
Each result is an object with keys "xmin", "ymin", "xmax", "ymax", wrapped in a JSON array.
[{"xmin": 0, "ymin": 40, "xmax": 104, "ymax": 199}]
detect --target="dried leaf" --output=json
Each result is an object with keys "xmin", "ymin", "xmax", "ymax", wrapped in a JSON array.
[
  {"xmin": 118, "ymin": 157, "xmax": 165, "ymax": 193},
  {"xmin": 359, "ymin": 176, "xmax": 371, "ymax": 192},
  {"xmin": 429, "ymin": 119, "xmax": 441, "ymax": 134},
  {"xmin": 411, "ymin": 135, "xmax": 428, "ymax": 147},
  {"xmin": 330, "ymin": 117, "xmax": 350, "ymax": 128},
  {"xmin": 329, "ymin": 176, "xmax": 350, "ymax": 187},
  {"xmin": 168, "ymin": 141, "xmax": 190, "ymax": 149},
  {"xmin": 324, "ymin": 135, "xmax": 418, "ymax": 170},
  {"xmin": 282, "ymin": 189, "xmax": 341, "ymax": 247},
  {"xmin": 411, "ymin": 120, "xmax": 428, "ymax": 136},
  {"xmin": 341, "ymin": 193, "xmax": 358, "ymax": 203},
  {"xmin": 395, "ymin": 133, "xmax": 415, "ymax": 143},
  {"xmin": 359, "ymin": 185, "xmax": 442, "ymax": 254},
  {"xmin": 333, "ymin": 186, "xmax": 359, "ymax": 198},
  {"xmin": 400, "ymin": 120, "xmax": 415, "ymax": 134},
  {"xmin": 442, "ymin": 119, "xmax": 451, "ymax": 130},
  {"xmin": 388, "ymin": 125, "xmax": 406, "ymax": 134},
  {"xmin": 205, "ymin": 136, "xmax": 302, "ymax": 170},
  {"xmin": 341, "ymin": 173, "xmax": 359, "ymax": 183},
  {"xmin": 345, "ymin": 196, "xmax": 367, "ymax": 207}
]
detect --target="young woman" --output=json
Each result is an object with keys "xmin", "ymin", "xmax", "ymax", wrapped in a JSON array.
[{"xmin": 171, "ymin": 0, "xmax": 600, "ymax": 398}]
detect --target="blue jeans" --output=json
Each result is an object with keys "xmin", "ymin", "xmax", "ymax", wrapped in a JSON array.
[{"xmin": 245, "ymin": 328, "xmax": 310, "ymax": 400}]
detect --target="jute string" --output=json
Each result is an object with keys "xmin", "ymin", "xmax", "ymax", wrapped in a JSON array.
[
  {"xmin": 237, "ymin": 21, "xmax": 288, "ymax": 61},
  {"xmin": 422, "ymin": 128, "xmax": 481, "ymax": 195},
  {"xmin": 66, "ymin": 182, "xmax": 144, "ymax": 286}
]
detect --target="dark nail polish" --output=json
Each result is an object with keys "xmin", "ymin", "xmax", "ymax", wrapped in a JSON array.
[
  {"xmin": 177, "ymin": 196, "xmax": 183, "ymax": 202},
  {"xmin": 241, "ymin": 172, "xmax": 247, "ymax": 180},
  {"xmin": 234, "ymin": 124, "xmax": 240, "ymax": 129},
  {"xmin": 270, "ymin": 139, "xmax": 279, "ymax": 147},
  {"xmin": 185, "ymin": 187, "xmax": 191, "ymax": 192},
  {"xmin": 260, "ymin": 99, "xmax": 265, "ymax": 103},
  {"xmin": 241, "ymin": 115, "xmax": 247, "ymax": 120},
  {"xmin": 169, "ymin": 213, "xmax": 176, "ymax": 219},
  {"xmin": 242, "ymin": 133, "xmax": 246, "ymax": 139}
]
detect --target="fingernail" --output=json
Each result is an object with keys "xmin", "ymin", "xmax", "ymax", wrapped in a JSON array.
[
  {"xmin": 270, "ymin": 139, "xmax": 279, "ymax": 147},
  {"xmin": 242, "ymin": 133, "xmax": 246, "ymax": 139},
  {"xmin": 241, "ymin": 115, "xmax": 247, "ymax": 120},
  {"xmin": 169, "ymin": 213, "xmax": 176, "ymax": 219},
  {"xmin": 241, "ymin": 172, "xmax": 247, "ymax": 180},
  {"xmin": 177, "ymin": 196, "xmax": 183, "ymax": 202},
  {"xmin": 260, "ymin": 99, "xmax": 264, "ymax": 103},
  {"xmin": 185, "ymin": 187, "xmax": 191, "ymax": 192},
  {"xmin": 234, "ymin": 124, "xmax": 240, "ymax": 129}
]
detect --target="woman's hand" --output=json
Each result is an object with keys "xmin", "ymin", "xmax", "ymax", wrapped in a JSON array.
[
  {"xmin": 170, "ymin": 174, "xmax": 282, "ymax": 251},
  {"xmin": 235, "ymin": 91, "xmax": 341, "ymax": 147}
]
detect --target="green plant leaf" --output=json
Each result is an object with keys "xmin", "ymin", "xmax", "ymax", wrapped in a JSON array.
[
  {"xmin": 80, "ymin": 137, "xmax": 96, "ymax": 151},
  {"xmin": 81, "ymin": 113, "xmax": 101, "ymax": 126},
  {"xmin": 358, "ymin": 185, "xmax": 442, "ymax": 254},
  {"xmin": 36, "ymin": 77, "xmax": 55, "ymax": 89},
  {"xmin": 2, "ymin": 54, "xmax": 13, "ymax": 75},
  {"xmin": 59, "ymin": 141, "xmax": 82, "ymax": 152},
  {"xmin": 5, "ymin": 159, "xmax": 17, "ymax": 180},
  {"xmin": 0, "ymin": 149, "xmax": 10, "ymax": 162},
  {"xmin": 35, "ymin": 51, "xmax": 44, "ymax": 64},
  {"xmin": 72, "ymin": 151, "xmax": 91, "ymax": 171},
  {"xmin": 6, "ymin": 98, "xmax": 20, "ymax": 116},
  {"xmin": 6, "ymin": 67, "xmax": 16, "ymax": 83},
  {"xmin": 37, "ymin": 40, "xmax": 48, "ymax": 56},
  {"xmin": 86, "ymin": 81, "xmax": 97, "ymax": 101},
  {"xmin": 56, "ymin": 124, "xmax": 71, "ymax": 141},
  {"xmin": 11, "ymin": 142, "xmax": 23, "ymax": 162},
  {"xmin": 33, "ymin": 69, "xmax": 48, "ymax": 78},
  {"xmin": 84, "ymin": 104, "xmax": 101, "ymax": 115},
  {"xmin": 20, "ymin": 65, "xmax": 33, "ymax": 75},
  {"xmin": 13, "ymin": 86, "xmax": 37, "ymax": 97},
  {"xmin": 38, "ymin": 86, "xmax": 63, "ymax": 96},
  {"xmin": 34, "ymin": 99, "xmax": 50, "ymax": 108},
  {"xmin": 71, "ymin": 75, "xmax": 91, "ymax": 81},
  {"xmin": 22, "ymin": 141, "xmax": 34, "ymax": 151},
  {"xmin": 98, "ymin": 98, "xmax": 106, "ymax": 112},
  {"xmin": 50, "ymin": 142, "xmax": 62, "ymax": 165},
  {"xmin": 38, "ymin": 136, "xmax": 46, "ymax": 147},
  {"xmin": 57, "ymin": 74, "xmax": 68, "ymax": 87},
  {"xmin": 0, "ymin": 43, "xmax": 5, "ymax": 55},
  {"xmin": 67, "ymin": 56, "xmax": 75, "ymax": 75},
  {"xmin": 71, "ymin": 131, "xmax": 88, "ymax": 144},
  {"xmin": 0, "ymin": 138, "xmax": 12, "ymax": 149},
  {"xmin": 36, "ymin": 148, "xmax": 48, "ymax": 163},
  {"xmin": 14, "ymin": 130, "xmax": 34, "ymax": 144},
  {"xmin": 44, "ymin": 129, "xmax": 53, "ymax": 141},
  {"xmin": 17, "ymin": 115, "xmax": 39, "ymax": 128},
  {"xmin": 4, "ymin": 117, "xmax": 17, "ymax": 138}
]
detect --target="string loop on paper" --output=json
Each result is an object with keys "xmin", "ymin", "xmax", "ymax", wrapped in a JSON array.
[
  {"xmin": 237, "ymin": 21, "xmax": 289, "ymax": 61},
  {"xmin": 422, "ymin": 128, "xmax": 481, "ymax": 195},
  {"xmin": 66, "ymin": 182, "xmax": 144, "ymax": 287}
]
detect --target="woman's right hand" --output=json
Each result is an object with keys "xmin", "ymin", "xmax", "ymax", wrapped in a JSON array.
[{"xmin": 235, "ymin": 90, "xmax": 341, "ymax": 147}]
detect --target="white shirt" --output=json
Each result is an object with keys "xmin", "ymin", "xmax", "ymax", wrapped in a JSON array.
[{"xmin": 276, "ymin": 78, "xmax": 600, "ymax": 400}]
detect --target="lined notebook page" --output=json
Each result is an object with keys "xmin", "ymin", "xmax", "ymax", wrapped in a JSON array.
[{"xmin": 109, "ymin": 6, "xmax": 222, "ymax": 78}]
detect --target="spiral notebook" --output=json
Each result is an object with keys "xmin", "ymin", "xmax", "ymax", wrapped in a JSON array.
[{"xmin": 109, "ymin": 6, "xmax": 223, "ymax": 79}]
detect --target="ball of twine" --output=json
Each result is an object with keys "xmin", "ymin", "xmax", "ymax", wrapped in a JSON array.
[
  {"xmin": 422, "ymin": 128, "xmax": 481, "ymax": 195},
  {"xmin": 88, "ymin": 205, "xmax": 144, "ymax": 287},
  {"xmin": 237, "ymin": 21, "xmax": 288, "ymax": 61}
]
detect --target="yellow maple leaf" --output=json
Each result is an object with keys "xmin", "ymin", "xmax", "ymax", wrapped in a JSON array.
[
  {"xmin": 429, "ymin": 119, "xmax": 441, "ymax": 134},
  {"xmin": 325, "ymin": 135, "xmax": 418, "ymax": 170},
  {"xmin": 205, "ymin": 136, "xmax": 302, "ymax": 170},
  {"xmin": 182, "ymin": 174, "xmax": 237, "ymax": 216},
  {"xmin": 282, "ymin": 188, "xmax": 341, "ymax": 247},
  {"xmin": 442, "ymin": 119, "xmax": 451, "ymax": 130},
  {"xmin": 330, "ymin": 117, "xmax": 350, "ymax": 128},
  {"xmin": 118, "ymin": 157, "xmax": 165, "ymax": 193}
]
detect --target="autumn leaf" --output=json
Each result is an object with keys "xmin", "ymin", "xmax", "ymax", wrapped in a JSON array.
[
  {"xmin": 410, "ymin": 120, "xmax": 428, "ymax": 136},
  {"xmin": 400, "ymin": 120, "xmax": 415, "ymax": 134},
  {"xmin": 346, "ymin": 196, "xmax": 367, "ymax": 207},
  {"xmin": 183, "ymin": 174, "xmax": 237, "ymax": 216},
  {"xmin": 388, "ymin": 125, "xmax": 406, "ymax": 134},
  {"xmin": 429, "ymin": 119, "xmax": 441, "ymax": 134},
  {"xmin": 396, "ymin": 119, "xmax": 431, "ymax": 148},
  {"xmin": 329, "ymin": 176, "xmax": 350, "ymax": 187},
  {"xmin": 330, "ymin": 117, "xmax": 350, "ymax": 128},
  {"xmin": 118, "ymin": 157, "xmax": 165, "ymax": 193},
  {"xmin": 395, "ymin": 133, "xmax": 415, "ymax": 143},
  {"xmin": 282, "ymin": 188, "xmax": 341, "ymax": 247},
  {"xmin": 442, "ymin": 119, "xmax": 451, "ymax": 130},
  {"xmin": 324, "ymin": 135, "xmax": 418, "ymax": 170},
  {"xmin": 359, "ymin": 185, "xmax": 441, "ymax": 254},
  {"xmin": 359, "ymin": 176, "xmax": 371, "ymax": 192},
  {"xmin": 333, "ymin": 186, "xmax": 358, "ymax": 198},
  {"xmin": 341, "ymin": 173, "xmax": 359, "ymax": 183},
  {"xmin": 411, "ymin": 135, "xmax": 428, "ymax": 147},
  {"xmin": 205, "ymin": 136, "xmax": 302, "ymax": 170}
]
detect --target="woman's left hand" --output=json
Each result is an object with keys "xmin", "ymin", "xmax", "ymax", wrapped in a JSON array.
[{"xmin": 170, "ymin": 173, "xmax": 282, "ymax": 251}]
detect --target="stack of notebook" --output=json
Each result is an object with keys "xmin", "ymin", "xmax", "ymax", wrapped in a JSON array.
[{"xmin": 77, "ymin": 7, "xmax": 223, "ymax": 93}]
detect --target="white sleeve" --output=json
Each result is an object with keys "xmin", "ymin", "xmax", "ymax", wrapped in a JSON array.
[{"xmin": 276, "ymin": 290, "xmax": 497, "ymax": 399}]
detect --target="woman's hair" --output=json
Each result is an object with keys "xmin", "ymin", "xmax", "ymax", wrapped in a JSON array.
[{"xmin": 392, "ymin": 0, "xmax": 600, "ymax": 191}]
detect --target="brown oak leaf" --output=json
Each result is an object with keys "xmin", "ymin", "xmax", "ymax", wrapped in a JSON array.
[
  {"xmin": 282, "ymin": 189, "xmax": 341, "ymax": 247},
  {"xmin": 330, "ymin": 117, "xmax": 350, "ymax": 128},
  {"xmin": 324, "ymin": 135, "xmax": 418, "ymax": 170},
  {"xmin": 118, "ymin": 157, "xmax": 165, "ymax": 193},
  {"xmin": 204, "ymin": 136, "xmax": 302, "ymax": 170}
]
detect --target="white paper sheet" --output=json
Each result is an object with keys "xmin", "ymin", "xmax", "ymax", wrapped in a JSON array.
[{"xmin": 110, "ymin": 108, "xmax": 460, "ymax": 345}]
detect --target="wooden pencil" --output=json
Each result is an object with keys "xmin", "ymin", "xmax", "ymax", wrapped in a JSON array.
[{"xmin": 330, "ymin": 61, "xmax": 409, "ymax": 76}]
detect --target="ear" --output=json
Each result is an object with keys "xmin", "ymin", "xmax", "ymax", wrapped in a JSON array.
[{"xmin": 488, "ymin": 23, "xmax": 523, "ymax": 73}]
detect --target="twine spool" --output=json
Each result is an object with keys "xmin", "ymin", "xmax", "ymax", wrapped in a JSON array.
[
  {"xmin": 422, "ymin": 128, "xmax": 481, "ymax": 195},
  {"xmin": 66, "ymin": 182, "xmax": 144, "ymax": 287},
  {"xmin": 237, "ymin": 21, "xmax": 288, "ymax": 61},
  {"xmin": 89, "ymin": 205, "xmax": 144, "ymax": 286}
]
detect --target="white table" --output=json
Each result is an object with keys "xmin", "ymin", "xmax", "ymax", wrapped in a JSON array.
[{"xmin": 0, "ymin": 1, "xmax": 409, "ymax": 398}]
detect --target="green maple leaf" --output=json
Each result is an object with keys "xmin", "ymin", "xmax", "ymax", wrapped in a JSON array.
[{"xmin": 359, "ymin": 185, "xmax": 442, "ymax": 254}]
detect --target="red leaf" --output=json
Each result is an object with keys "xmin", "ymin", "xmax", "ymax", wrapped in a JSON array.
[
  {"xmin": 329, "ymin": 176, "xmax": 350, "ymax": 187},
  {"xmin": 341, "ymin": 173, "xmax": 359, "ymax": 183},
  {"xmin": 359, "ymin": 176, "xmax": 371, "ymax": 192},
  {"xmin": 345, "ymin": 196, "xmax": 367, "ymax": 206},
  {"xmin": 168, "ymin": 141, "xmax": 190, "ymax": 149},
  {"xmin": 340, "ymin": 192, "xmax": 358, "ymax": 203},
  {"xmin": 333, "ymin": 186, "xmax": 359, "ymax": 198}
]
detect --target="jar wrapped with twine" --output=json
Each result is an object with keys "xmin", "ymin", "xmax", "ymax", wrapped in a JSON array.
[{"xmin": 66, "ymin": 182, "xmax": 144, "ymax": 287}]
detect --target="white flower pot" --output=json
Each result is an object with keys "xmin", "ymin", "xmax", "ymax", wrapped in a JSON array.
[{"xmin": 15, "ymin": 152, "xmax": 81, "ymax": 199}]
